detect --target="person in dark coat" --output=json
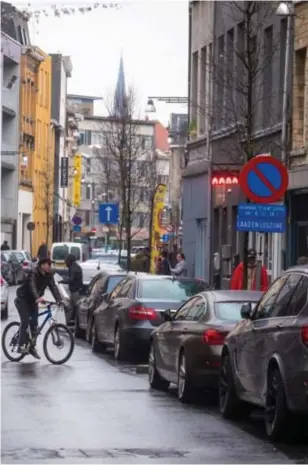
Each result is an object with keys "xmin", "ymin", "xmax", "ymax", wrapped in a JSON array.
[
  {"xmin": 157, "ymin": 250, "xmax": 171, "ymax": 275},
  {"xmin": 15, "ymin": 257, "xmax": 62, "ymax": 359},
  {"xmin": 37, "ymin": 240, "xmax": 48, "ymax": 259},
  {"xmin": 169, "ymin": 244, "xmax": 178, "ymax": 269},
  {"xmin": 1, "ymin": 240, "xmax": 10, "ymax": 250},
  {"xmin": 60, "ymin": 254, "xmax": 83, "ymax": 321}
]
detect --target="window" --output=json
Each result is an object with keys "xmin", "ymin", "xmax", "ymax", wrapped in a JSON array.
[
  {"xmin": 106, "ymin": 275, "xmax": 126, "ymax": 293},
  {"xmin": 215, "ymin": 301, "xmax": 258, "ymax": 321},
  {"xmin": 79, "ymin": 132, "xmax": 85, "ymax": 145},
  {"xmin": 52, "ymin": 245, "xmax": 69, "ymax": 260},
  {"xmin": 85, "ymin": 130, "xmax": 92, "ymax": 145},
  {"xmin": 255, "ymin": 275, "xmax": 288, "ymax": 319},
  {"xmin": 226, "ymin": 28, "xmax": 234, "ymax": 125},
  {"xmin": 118, "ymin": 279, "xmax": 134, "ymax": 297},
  {"xmin": 137, "ymin": 279, "xmax": 208, "ymax": 300},
  {"xmin": 286, "ymin": 276, "xmax": 308, "ymax": 316},
  {"xmin": 173, "ymin": 297, "xmax": 205, "ymax": 322},
  {"xmin": 279, "ymin": 18, "xmax": 287, "ymax": 119},
  {"xmin": 268, "ymin": 274, "xmax": 302, "ymax": 318},
  {"xmin": 263, "ymin": 26, "xmax": 273, "ymax": 127},
  {"xmin": 70, "ymin": 246, "xmax": 81, "ymax": 261},
  {"xmin": 91, "ymin": 277, "xmax": 107, "ymax": 295},
  {"xmin": 191, "ymin": 51, "xmax": 198, "ymax": 124},
  {"xmin": 110, "ymin": 279, "xmax": 127, "ymax": 299},
  {"xmin": 17, "ymin": 25, "xmax": 23, "ymax": 44}
]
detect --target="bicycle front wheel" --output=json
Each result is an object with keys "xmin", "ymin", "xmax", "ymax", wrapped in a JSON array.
[
  {"xmin": 43, "ymin": 323, "xmax": 74, "ymax": 365},
  {"xmin": 2, "ymin": 321, "xmax": 25, "ymax": 362}
]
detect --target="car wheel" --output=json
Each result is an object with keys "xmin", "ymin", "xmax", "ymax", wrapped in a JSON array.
[
  {"xmin": 91, "ymin": 323, "xmax": 102, "ymax": 353},
  {"xmin": 177, "ymin": 352, "xmax": 194, "ymax": 403},
  {"xmin": 148, "ymin": 343, "xmax": 170, "ymax": 391},
  {"xmin": 265, "ymin": 367, "xmax": 288, "ymax": 440},
  {"xmin": 219, "ymin": 353, "xmax": 244, "ymax": 419},
  {"xmin": 74, "ymin": 315, "xmax": 85, "ymax": 339},
  {"xmin": 114, "ymin": 325, "xmax": 127, "ymax": 361}
]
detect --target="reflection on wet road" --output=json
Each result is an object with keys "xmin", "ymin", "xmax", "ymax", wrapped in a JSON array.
[{"xmin": 1, "ymin": 288, "xmax": 308, "ymax": 464}]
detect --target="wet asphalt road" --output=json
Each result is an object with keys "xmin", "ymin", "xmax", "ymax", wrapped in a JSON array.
[{"xmin": 1, "ymin": 287, "xmax": 308, "ymax": 464}]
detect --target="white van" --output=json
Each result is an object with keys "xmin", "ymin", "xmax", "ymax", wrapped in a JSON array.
[{"xmin": 51, "ymin": 242, "xmax": 90, "ymax": 269}]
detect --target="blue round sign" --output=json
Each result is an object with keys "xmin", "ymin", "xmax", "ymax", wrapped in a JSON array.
[{"xmin": 72, "ymin": 215, "xmax": 82, "ymax": 226}]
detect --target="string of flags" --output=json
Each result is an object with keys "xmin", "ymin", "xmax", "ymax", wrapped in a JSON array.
[{"xmin": 5, "ymin": 3, "xmax": 120, "ymax": 21}]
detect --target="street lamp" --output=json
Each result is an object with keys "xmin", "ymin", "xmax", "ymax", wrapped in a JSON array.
[
  {"xmin": 146, "ymin": 98, "xmax": 156, "ymax": 113},
  {"xmin": 272, "ymin": 1, "xmax": 295, "ymax": 280}
]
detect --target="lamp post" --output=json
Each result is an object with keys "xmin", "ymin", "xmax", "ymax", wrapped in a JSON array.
[{"xmin": 272, "ymin": 1, "xmax": 295, "ymax": 279}]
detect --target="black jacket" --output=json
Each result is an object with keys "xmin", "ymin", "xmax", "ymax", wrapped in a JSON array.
[
  {"xmin": 17, "ymin": 268, "xmax": 61, "ymax": 303},
  {"xmin": 1, "ymin": 244, "xmax": 10, "ymax": 250},
  {"xmin": 61, "ymin": 261, "xmax": 83, "ymax": 293},
  {"xmin": 37, "ymin": 244, "xmax": 48, "ymax": 259}
]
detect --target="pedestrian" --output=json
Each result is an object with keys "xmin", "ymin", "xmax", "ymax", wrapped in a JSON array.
[
  {"xmin": 37, "ymin": 240, "xmax": 48, "ymax": 260},
  {"xmin": 171, "ymin": 253, "xmax": 187, "ymax": 277},
  {"xmin": 230, "ymin": 248, "xmax": 269, "ymax": 291},
  {"xmin": 131, "ymin": 247, "xmax": 150, "ymax": 272},
  {"xmin": 157, "ymin": 250, "xmax": 171, "ymax": 275},
  {"xmin": 60, "ymin": 254, "xmax": 83, "ymax": 322},
  {"xmin": 297, "ymin": 256, "xmax": 308, "ymax": 265},
  {"xmin": 168, "ymin": 244, "xmax": 178, "ymax": 268},
  {"xmin": 1, "ymin": 240, "xmax": 10, "ymax": 250},
  {"xmin": 15, "ymin": 257, "xmax": 62, "ymax": 359}
]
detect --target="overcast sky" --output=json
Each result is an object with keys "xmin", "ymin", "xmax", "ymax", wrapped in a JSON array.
[{"xmin": 14, "ymin": 0, "xmax": 188, "ymax": 125}]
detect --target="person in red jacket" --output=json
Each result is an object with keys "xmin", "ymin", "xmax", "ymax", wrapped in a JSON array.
[{"xmin": 230, "ymin": 248, "xmax": 269, "ymax": 291}]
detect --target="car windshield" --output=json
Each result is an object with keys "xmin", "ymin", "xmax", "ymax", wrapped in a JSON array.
[
  {"xmin": 12, "ymin": 252, "xmax": 24, "ymax": 262},
  {"xmin": 137, "ymin": 279, "xmax": 208, "ymax": 300},
  {"xmin": 52, "ymin": 246, "xmax": 69, "ymax": 260},
  {"xmin": 107, "ymin": 275, "xmax": 126, "ymax": 293},
  {"xmin": 215, "ymin": 301, "xmax": 258, "ymax": 321}
]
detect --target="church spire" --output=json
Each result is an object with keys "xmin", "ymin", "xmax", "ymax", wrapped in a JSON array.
[{"xmin": 114, "ymin": 56, "xmax": 127, "ymax": 117}]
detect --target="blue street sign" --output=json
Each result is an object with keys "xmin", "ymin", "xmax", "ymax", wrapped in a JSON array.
[
  {"xmin": 73, "ymin": 225, "xmax": 81, "ymax": 232},
  {"xmin": 236, "ymin": 203, "xmax": 286, "ymax": 233},
  {"xmin": 99, "ymin": 203, "xmax": 119, "ymax": 224},
  {"xmin": 161, "ymin": 234, "xmax": 169, "ymax": 242},
  {"xmin": 72, "ymin": 215, "xmax": 82, "ymax": 226}
]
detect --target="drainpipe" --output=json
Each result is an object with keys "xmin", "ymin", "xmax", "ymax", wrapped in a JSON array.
[{"xmin": 187, "ymin": 2, "xmax": 192, "ymax": 163}]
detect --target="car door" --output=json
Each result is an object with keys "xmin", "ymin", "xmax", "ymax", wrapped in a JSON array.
[
  {"xmin": 78, "ymin": 275, "xmax": 102, "ymax": 328},
  {"xmin": 235, "ymin": 275, "xmax": 288, "ymax": 399},
  {"xmin": 98, "ymin": 278, "xmax": 129, "ymax": 343},
  {"xmin": 107, "ymin": 278, "xmax": 136, "ymax": 343},
  {"xmin": 163, "ymin": 296, "xmax": 206, "ymax": 381},
  {"xmin": 246, "ymin": 273, "xmax": 302, "ymax": 403}
]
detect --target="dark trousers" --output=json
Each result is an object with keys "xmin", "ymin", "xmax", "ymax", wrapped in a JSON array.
[{"xmin": 15, "ymin": 298, "xmax": 38, "ymax": 347}]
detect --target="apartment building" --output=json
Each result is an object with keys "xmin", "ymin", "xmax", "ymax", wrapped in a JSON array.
[
  {"xmin": 1, "ymin": 32, "xmax": 21, "ymax": 247},
  {"xmin": 287, "ymin": 1, "xmax": 308, "ymax": 263}
]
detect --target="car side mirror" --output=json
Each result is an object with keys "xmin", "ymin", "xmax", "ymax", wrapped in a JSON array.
[
  {"xmin": 164, "ymin": 309, "xmax": 172, "ymax": 321},
  {"xmin": 241, "ymin": 302, "xmax": 252, "ymax": 319}
]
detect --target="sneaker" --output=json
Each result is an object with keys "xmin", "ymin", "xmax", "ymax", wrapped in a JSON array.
[
  {"xmin": 29, "ymin": 347, "xmax": 41, "ymax": 360},
  {"xmin": 17, "ymin": 345, "xmax": 29, "ymax": 355}
]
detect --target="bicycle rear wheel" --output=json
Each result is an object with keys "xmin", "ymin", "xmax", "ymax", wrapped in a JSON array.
[
  {"xmin": 43, "ymin": 323, "xmax": 74, "ymax": 365},
  {"xmin": 2, "ymin": 321, "xmax": 25, "ymax": 362}
]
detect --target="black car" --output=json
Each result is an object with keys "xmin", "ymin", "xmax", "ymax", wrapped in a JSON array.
[
  {"xmin": 149, "ymin": 290, "xmax": 262, "ymax": 403},
  {"xmin": 1, "ymin": 252, "xmax": 23, "ymax": 285},
  {"xmin": 219, "ymin": 265, "xmax": 308, "ymax": 441},
  {"xmin": 91, "ymin": 275, "xmax": 209, "ymax": 361},
  {"xmin": 75, "ymin": 271, "xmax": 130, "ymax": 340}
]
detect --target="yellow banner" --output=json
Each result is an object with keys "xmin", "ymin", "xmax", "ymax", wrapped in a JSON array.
[
  {"xmin": 72, "ymin": 154, "xmax": 82, "ymax": 207},
  {"xmin": 150, "ymin": 184, "xmax": 167, "ymax": 274}
]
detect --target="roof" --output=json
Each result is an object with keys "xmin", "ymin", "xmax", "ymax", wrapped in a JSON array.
[
  {"xmin": 283, "ymin": 265, "xmax": 308, "ymax": 275},
  {"xmin": 67, "ymin": 94, "xmax": 102, "ymax": 101},
  {"xmin": 204, "ymin": 290, "xmax": 263, "ymax": 302}
]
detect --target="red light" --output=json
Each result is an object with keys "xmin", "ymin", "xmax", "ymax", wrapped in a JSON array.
[
  {"xmin": 0, "ymin": 277, "xmax": 4, "ymax": 286},
  {"xmin": 212, "ymin": 175, "xmax": 238, "ymax": 186},
  {"xmin": 202, "ymin": 328, "xmax": 226, "ymax": 345},
  {"xmin": 128, "ymin": 306, "xmax": 158, "ymax": 321},
  {"xmin": 22, "ymin": 261, "xmax": 29, "ymax": 267},
  {"xmin": 301, "ymin": 326, "xmax": 308, "ymax": 346},
  {"xmin": 92, "ymin": 228, "xmax": 96, "ymax": 233}
]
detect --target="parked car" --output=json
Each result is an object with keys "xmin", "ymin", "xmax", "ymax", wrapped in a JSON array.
[
  {"xmin": 79, "ymin": 260, "xmax": 122, "ymax": 284},
  {"xmin": 1, "ymin": 251, "xmax": 23, "ymax": 285},
  {"xmin": 75, "ymin": 271, "xmax": 131, "ymax": 340},
  {"xmin": 10, "ymin": 250, "xmax": 36, "ymax": 280},
  {"xmin": 219, "ymin": 265, "xmax": 308, "ymax": 441},
  {"xmin": 148, "ymin": 290, "xmax": 262, "ymax": 403},
  {"xmin": 91, "ymin": 275, "xmax": 210, "ymax": 361},
  {"xmin": 0, "ymin": 274, "xmax": 9, "ymax": 319},
  {"xmin": 51, "ymin": 242, "xmax": 90, "ymax": 278}
]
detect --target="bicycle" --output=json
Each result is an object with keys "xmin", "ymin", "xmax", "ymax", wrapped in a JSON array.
[{"xmin": 1, "ymin": 301, "xmax": 75, "ymax": 365}]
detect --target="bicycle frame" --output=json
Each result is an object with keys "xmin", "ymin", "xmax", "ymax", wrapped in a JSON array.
[{"xmin": 30, "ymin": 303, "xmax": 57, "ymax": 341}]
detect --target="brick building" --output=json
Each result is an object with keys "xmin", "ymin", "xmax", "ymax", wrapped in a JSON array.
[{"xmin": 287, "ymin": 1, "xmax": 308, "ymax": 263}]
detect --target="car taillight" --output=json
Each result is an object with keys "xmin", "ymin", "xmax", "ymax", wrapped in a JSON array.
[
  {"xmin": 202, "ymin": 328, "xmax": 226, "ymax": 346},
  {"xmin": 301, "ymin": 326, "xmax": 308, "ymax": 346},
  {"xmin": 0, "ymin": 277, "xmax": 4, "ymax": 286},
  {"xmin": 128, "ymin": 306, "xmax": 158, "ymax": 321},
  {"xmin": 23, "ymin": 261, "xmax": 29, "ymax": 267}
]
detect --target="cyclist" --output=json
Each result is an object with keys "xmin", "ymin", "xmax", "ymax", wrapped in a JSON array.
[{"xmin": 15, "ymin": 257, "xmax": 62, "ymax": 359}]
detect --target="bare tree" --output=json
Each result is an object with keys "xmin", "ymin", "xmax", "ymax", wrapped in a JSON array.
[
  {"xmin": 190, "ymin": 1, "xmax": 280, "ymax": 287},
  {"xmin": 41, "ymin": 157, "xmax": 54, "ymax": 246},
  {"xmin": 93, "ymin": 87, "xmax": 157, "ymax": 269}
]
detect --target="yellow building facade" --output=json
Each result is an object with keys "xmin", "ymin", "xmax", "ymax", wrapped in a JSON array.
[
  {"xmin": 18, "ymin": 47, "xmax": 54, "ymax": 255},
  {"xmin": 33, "ymin": 48, "xmax": 54, "ymax": 254}
]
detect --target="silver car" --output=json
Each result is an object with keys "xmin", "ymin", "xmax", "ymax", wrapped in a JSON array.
[
  {"xmin": 1, "ymin": 274, "xmax": 9, "ymax": 319},
  {"xmin": 10, "ymin": 250, "xmax": 36, "ymax": 276}
]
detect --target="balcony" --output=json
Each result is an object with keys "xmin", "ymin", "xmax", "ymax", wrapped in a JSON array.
[{"xmin": 2, "ymin": 88, "xmax": 18, "ymax": 117}]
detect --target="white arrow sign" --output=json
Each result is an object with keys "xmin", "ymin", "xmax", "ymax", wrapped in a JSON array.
[{"xmin": 105, "ymin": 206, "xmax": 112, "ymax": 222}]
